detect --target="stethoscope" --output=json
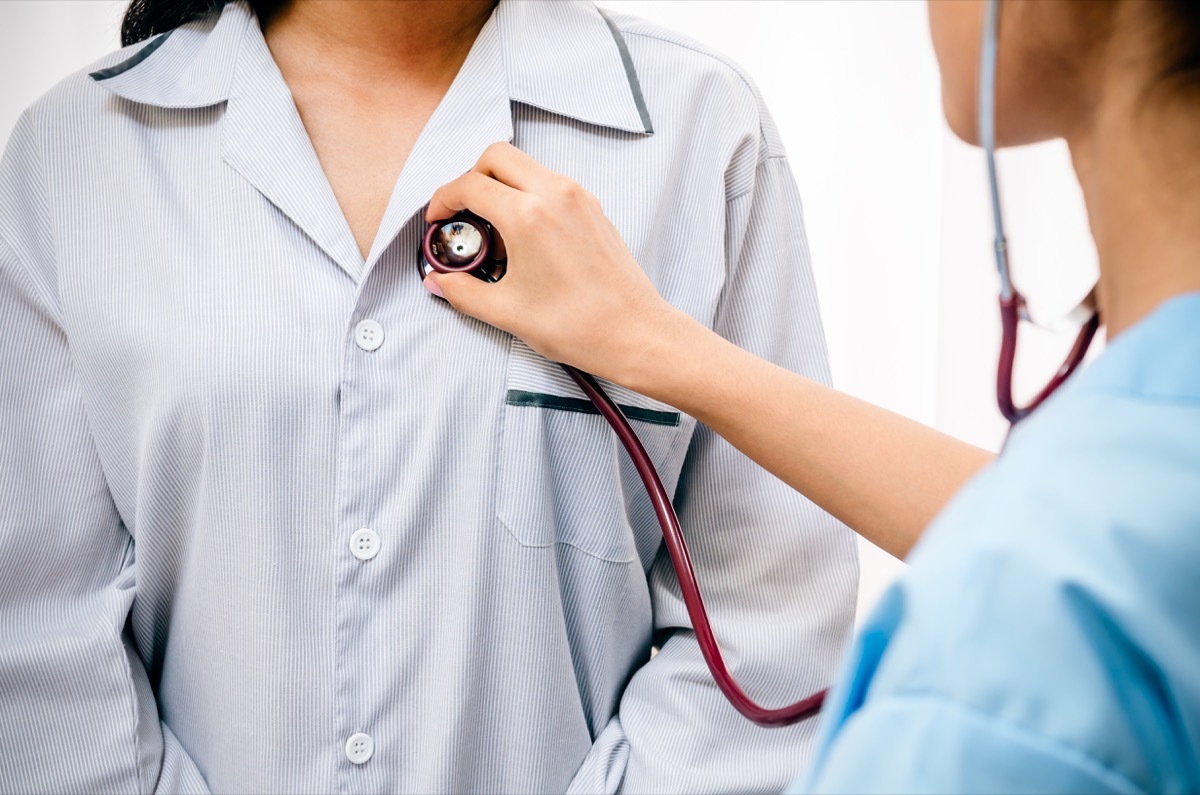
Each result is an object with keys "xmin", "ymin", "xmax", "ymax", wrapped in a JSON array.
[
  {"xmin": 418, "ymin": 216, "xmax": 825, "ymax": 727},
  {"xmin": 980, "ymin": 0, "xmax": 1101, "ymax": 424},
  {"xmin": 415, "ymin": 0, "xmax": 1101, "ymax": 729}
]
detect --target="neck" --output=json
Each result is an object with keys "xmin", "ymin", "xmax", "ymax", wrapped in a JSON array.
[
  {"xmin": 262, "ymin": 0, "xmax": 496, "ymax": 88},
  {"xmin": 1067, "ymin": 62, "xmax": 1200, "ymax": 338}
]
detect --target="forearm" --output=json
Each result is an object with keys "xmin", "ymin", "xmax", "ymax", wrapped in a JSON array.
[
  {"xmin": 622, "ymin": 308, "xmax": 993, "ymax": 559},
  {"xmin": 422, "ymin": 145, "xmax": 991, "ymax": 556}
]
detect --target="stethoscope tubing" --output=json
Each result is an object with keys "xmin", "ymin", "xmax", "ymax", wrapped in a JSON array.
[
  {"xmin": 564, "ymin": 365, "xmax": 827, "ymax": 726},
  {"xmin": 997, "ymin": 295, "xmax": 1100, "ymax": 424}
]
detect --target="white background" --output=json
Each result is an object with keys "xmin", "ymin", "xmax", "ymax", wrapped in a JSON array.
[{"xmin": 0, "ymin": 1, "xmax": 1099, "ymax": 623}]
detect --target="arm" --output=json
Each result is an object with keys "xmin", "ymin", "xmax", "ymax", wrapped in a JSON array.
[
  {"xmin": 425, "ymin": 144, "xmax": 991, "ymax": 560},
  {"xmin": 0, "ymin": 239, "xmax": 207, "ymax": 794},
  {"xmin": 620, "ymin": 311, "xmax": 992, "ymax": 560},
  {"xmin": 0, "ymin": 112, "xmax": 206, "ymax": 794}
]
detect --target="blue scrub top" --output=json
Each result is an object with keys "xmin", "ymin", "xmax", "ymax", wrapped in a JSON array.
[{"xmin": 798, "ymin": 293, "xmax": 1200, "ymax": 794}]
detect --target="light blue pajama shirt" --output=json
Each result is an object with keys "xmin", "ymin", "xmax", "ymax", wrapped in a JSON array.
[{"xmin": 0, "ymin": 2, "xmax": 858, "ymax": 792}]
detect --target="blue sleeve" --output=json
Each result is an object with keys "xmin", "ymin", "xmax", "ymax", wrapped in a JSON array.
[
  {"xmin": 787, "ymin": 404, "xmax": 1200, "ymax": 795},
  {"xmin": 800, "ymin": 695, "xmax": 1140, "ymax": 795}
]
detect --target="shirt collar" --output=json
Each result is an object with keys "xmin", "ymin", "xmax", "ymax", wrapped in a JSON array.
[
  {"xmin": 88, "ymin": 1, "xmax": 248, "ymax": 109},
  {"xmin": 90, "ymin": 0, "xmax": 653, "ymax": 135},
  {"xmin": 496, "ymin": 0, "xmax": 653, "ymax": 134}
]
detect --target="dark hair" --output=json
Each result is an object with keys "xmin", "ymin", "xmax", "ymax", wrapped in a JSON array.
[{"xmin": 120, "ymin": 0, "xmax": 283, "ymax": 47}]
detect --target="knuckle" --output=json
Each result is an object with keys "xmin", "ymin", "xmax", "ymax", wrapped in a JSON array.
[
  {"xmin": 465, "ymin": 172, "xmax": 494, "ymax": 200},
  {"xmin": 557, "ymin": 180, "xmax": 584, "ymax": 204},
  {"xmin": 483, "ymin": 141, "xmax": 509, "ymax": 160},
  {"xmin": 521, "ymin": 196, "xmax": 549, "ymax": 226}
]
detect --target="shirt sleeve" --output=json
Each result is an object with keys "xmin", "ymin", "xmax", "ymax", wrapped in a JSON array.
[
  {"xmin": 0, "ymin": 112, "xmax": 207, "ymax": 794},
  {"xmin": 601, "ymin": 154, "xmax": 859, "ymax": 794},
  {"xmin": 801, "ymin": 695, "xmax": 1141, "ymax": 795}
]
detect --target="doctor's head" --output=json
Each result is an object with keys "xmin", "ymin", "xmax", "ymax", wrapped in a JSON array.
[{"xmin": 927, "ymin": 0, "xmax": 1200, "ymax": 148}]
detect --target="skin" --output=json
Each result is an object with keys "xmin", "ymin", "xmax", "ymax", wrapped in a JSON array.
[
  {"xmin": 423, "ymin": 0, "xmax": 1200, "ymax": 560},
  {"xmin": 929, "ymin": 0, "xmax": 1200, "ymax": 337},
  {"xmin": 264, "ymin": 0, "xmax": 496, "ymax": 259}
]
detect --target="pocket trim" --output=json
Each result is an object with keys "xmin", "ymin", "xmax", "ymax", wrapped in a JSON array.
[{"xmin": 505, "ymin": 389, "xmax": 680, "ymax": 428}]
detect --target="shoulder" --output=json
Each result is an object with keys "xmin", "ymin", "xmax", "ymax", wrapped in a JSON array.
[
  {"xmin": 861, "ymin": 375, "xmax": 1200, "ymax": 791},
  {"xmin": 601, "ymin": 9, "xmax": 765, "ymax": 103},
  {"xmin": 15, "ymin": 0, "xmax": 234, "ymax": 148},
  {"xmin": 16, "ymin": 38, "xmax": 158, "ymax": 136},
  {"xmin": 912, "ymin": 375, "xmax": 1200, "ymax": 649},
  {"xmin": 918, "ymin": 306, "xmax": 1200, "ymax": 578},
  {"xmin": 809, "ymin": 361, "xmax": 1200, "ymax": 790},
  {"xmin": 3, "ymin": 35, "xmax": 170, "ymax": 203},
  {"xmin": 0, "ymin": 35, "xmax": 170, "ymax": 302},
  {"xmin": 600, "ymin": 8, "xmax": 785, "ymax": 163}
]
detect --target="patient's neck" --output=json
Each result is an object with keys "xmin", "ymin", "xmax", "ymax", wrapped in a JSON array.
[{"xmin": 261, "ymin": 0, "xmax": 496, "ymax": 90}]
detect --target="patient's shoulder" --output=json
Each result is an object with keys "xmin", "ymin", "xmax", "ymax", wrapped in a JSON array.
[{"xmin": 600, "ymin": 8, "xmax": 786, "ymax": 160}]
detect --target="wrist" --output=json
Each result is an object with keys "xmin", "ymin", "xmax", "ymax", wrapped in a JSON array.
[{"xmin": 615, "ymin": 302, "xmax": 715, "ymax": 408}]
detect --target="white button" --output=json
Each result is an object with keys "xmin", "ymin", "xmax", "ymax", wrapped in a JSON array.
[
  {"xmin": 349, "ymin": 528, "xmax": 380, "ymax": 561},
  {"xmin": 354, "ymin": 319, "xmax": 384, "ymax": 352},
  {"xmin": 345, "ymin": 732, "xmax": 374, "ymax": 765}
]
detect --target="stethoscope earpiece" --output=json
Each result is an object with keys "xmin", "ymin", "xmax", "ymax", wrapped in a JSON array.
[{"xmin": 419, "ymin": 212, "xmax": 506, "ymax": 284}]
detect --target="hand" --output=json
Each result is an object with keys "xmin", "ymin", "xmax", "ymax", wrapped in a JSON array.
[{"xmin": 424, "ymin": 143, "xmax": 682, "ymax": 385}]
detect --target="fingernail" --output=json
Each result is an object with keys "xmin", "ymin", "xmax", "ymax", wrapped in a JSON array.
[{"xmin": 424, "ymin": 277, "xmax": 445, "ymax": 299}]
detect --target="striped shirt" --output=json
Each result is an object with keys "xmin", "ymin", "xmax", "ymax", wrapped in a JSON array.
[{"xmin": 0, "ymin": 1, "xmax": 858, "ymax": 792}]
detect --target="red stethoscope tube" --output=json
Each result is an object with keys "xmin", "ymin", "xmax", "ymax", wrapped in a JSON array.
[
  {"xmin": 997, "ymin": 294, "xmax": 1100, "ymax": 424},
  {"xmin": 421, "ymin": 214, "xmax": 826, "ymax": 727},
  {"xmin": 565, "ymin": 366, "xmax": 827, "ymax": 726}
]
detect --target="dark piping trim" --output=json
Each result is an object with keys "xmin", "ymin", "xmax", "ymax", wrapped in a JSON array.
[
  {"xmin": 90, "ymin": 30, "xmax": 174, "ymax": 82},
  {"xmin": 596, "ymin": 8, "xmax": 654, "ymax": 134},
  {"xmin": 506, "ymin": 390, "xmax": 680, "ymax": 427}
]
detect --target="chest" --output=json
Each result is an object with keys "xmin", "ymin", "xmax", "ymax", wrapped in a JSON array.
[
  {"xmin": 289, "ymin": 80, "xmax": 446, "ymax": 259},
  {"xmin": 55, "ymin": 102, "xmax": 732, "ymax": 403},
  {"xmin": 50, "ymin": 105, "xmax": 733, "ymax": 562}
]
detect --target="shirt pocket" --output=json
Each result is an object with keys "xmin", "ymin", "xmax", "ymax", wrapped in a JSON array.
[{"xmin": 499, "ymin": 339, "xmax": 689, "ymax": 563}]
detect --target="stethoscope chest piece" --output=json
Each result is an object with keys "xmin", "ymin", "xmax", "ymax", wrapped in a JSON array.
[{"xmin": 419, "ymin": 213, "xmax": 506, "ymax": 284}]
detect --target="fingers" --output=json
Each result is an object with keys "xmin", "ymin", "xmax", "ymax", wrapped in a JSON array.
[
  {"xmin": 427, "ymin": 143, "xmax": 595, "ymax": 239},
  {"xmin": 426, "ymin": 171, "xmax": 525, "ymax": 225},
  {"xmin": 475, "ymin": 143, "xmax": 598, "ymax": 217},
  {"xmin": 472, "ymin": 141, "xmax": 560, "ymax": 194},
  {"xmin": 423, "ymin": 271, "xmax": 508, "ymax": 328}
]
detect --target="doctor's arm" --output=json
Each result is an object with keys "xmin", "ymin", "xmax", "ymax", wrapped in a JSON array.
[
  {"xmin": 0, "ymin": 114, "xmax": 206, "ymax": 794},
  {"xmin": 425, "ymin": 143, "xmax": 992, "ymax": 560}
]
